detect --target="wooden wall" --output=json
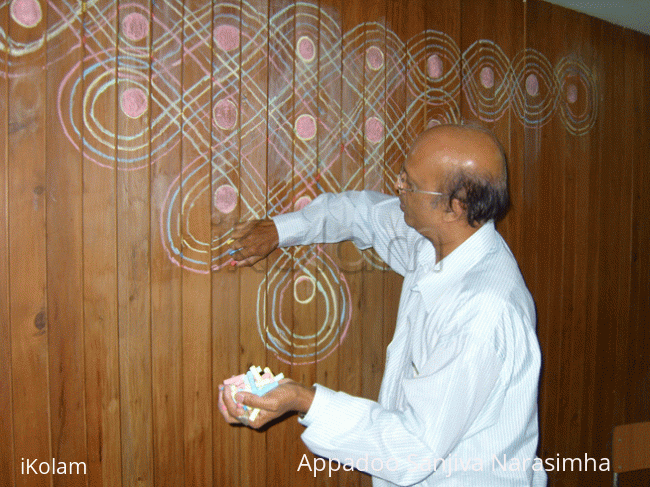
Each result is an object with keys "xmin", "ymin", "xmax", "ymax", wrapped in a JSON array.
[{"xmin": 0, "ymin": 0, "xmax": 648, "ymax": 486}]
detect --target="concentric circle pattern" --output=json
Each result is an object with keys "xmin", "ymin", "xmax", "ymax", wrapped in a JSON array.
[
  {"xmin": 256, "ymin": 247, "xmax": 352, "ymax": 365},
  {"xmin": 2, "ymin": 0, "xmax": 598, "ymax": 364}
]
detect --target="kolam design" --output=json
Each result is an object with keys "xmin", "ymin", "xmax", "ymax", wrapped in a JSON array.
[
  {"xmin": 1, "ymin": 0, "xmax": 599, "ymax": 364},
  {"xmin": 257, "ymin": 247, "xmax": 352, "ymax": 365},
  {"xmin": 555, "ymin": 56, "xmax": 598, "ymax": 136},
  {"xmin": 511, "ymin": 48, "xmax": 558, "ymax": 127}
]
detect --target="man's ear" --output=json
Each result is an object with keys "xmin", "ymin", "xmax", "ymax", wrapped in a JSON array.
[{"xmin": 443, "ymin": 197, "xmax": 465, "ymax": 222}]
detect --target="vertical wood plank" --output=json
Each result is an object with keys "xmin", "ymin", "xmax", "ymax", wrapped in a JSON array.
[
  {"xmin": 315, "ymin": 1, "xmax": 344, "ymax": 485},
  {"xmin": 116, "ymin": 1, "xmax": 154, "ymax": 484},
  {"xmin": 0, "ymin": 2, "xmax": 14, "ymax": 485},
  {"xmin": 285, "ymin": 3, "xmax": 319, "ymax": 486},
  {"xmin": 150, "ymin": 1, "xmax": 184, "ymax": 485},
  {"xmin": 628, "ymin": 30, "xmax": 650, "ymax": 426},
  {"xmin": 8, "ymin": 0, "xmax": 51, "ymax": 484},
  {"xmin": 180, "ymin": 1, "xmax": 213, "ymax": 485},
  {"xmin": 360, "ymin": 0, "xmax": 387, "ymax": 413},
  {"xmin": 265, "ymin": 0, "xmax": 294, "ymax": 485},
  {"xmin": 338, "ymin": 1, "xmax": 366, "ymax": 484},
  {"xmin": 588, "ymin": 19, "xmax": 630, "ymax": 487},
  {"xmin": 82, "ymin": 0, "xmax": 123, "ymax": 484},
  {"xmin": 211, "ymin": 0, "xmax": 244, "ymax": 485},
  {"xmin": 45, "ymin": 3, "xmax": 87, "ymax": 485}
]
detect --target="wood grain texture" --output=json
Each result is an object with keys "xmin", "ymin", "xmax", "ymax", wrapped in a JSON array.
[
  {"xmin": 8, "ymin": 2, "xmax": 51, "ymax": 485},
  {"xmin": 150, "ymin": 1, "xmax": 184, "ymax": 485},
  {"xmin": 211, "ymin": 0, "xmax": 243, "ymax": 484},
  {"xmin": 181, "ymin": 1, "xmax": 213, "ymax": 485},
  {"xmin": 0, "ymin": 1, "xmax": 649, "ymax": 486},
  {"xmin": 0, "ymin": 3, "xmax": 13, "ymax": 486},
  {"xmin": 45, "ymin": 3, "xmax": 87, "ymax": 485},
  {"xmin": 82, "ymin": 1, "xmax": 123, "ymax": 484}
]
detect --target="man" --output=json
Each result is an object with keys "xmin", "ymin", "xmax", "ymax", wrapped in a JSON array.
[{"xmin": 218, "ymin": 124, "xmax": 546, "ymax": 486}]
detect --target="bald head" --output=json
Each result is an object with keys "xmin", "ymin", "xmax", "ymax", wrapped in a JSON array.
[
  {"xmin": 409, "ymin": 123, "xmax": 510, "ymax": 226},
  {"xmin": 411, "ymin": 124, "xmax": 506, "ymax": 182}
]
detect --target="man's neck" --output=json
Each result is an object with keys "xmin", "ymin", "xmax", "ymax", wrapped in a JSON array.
[{"xmin": 429, "ymin": 223, "xmax": 482, "ymax": 263}]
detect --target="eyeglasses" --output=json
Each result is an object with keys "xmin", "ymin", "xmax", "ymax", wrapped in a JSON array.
[{"xmin": 395, "ymin": 168, "xmax": 443, "ymax": 196}]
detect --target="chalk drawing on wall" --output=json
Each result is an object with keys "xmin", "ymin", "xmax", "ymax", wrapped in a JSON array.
[
  {"xmin": 555, "ymin": 57, "xmax": 598, "ymax": 136},
  {"xmin": 511, "ymin": 48, "xmax": 559, "ymax": 127},
  {"xmin": 257, "ymin": 248, "xmax": 352, "ymax": 365},
  {"xmin": 1, "ymin": 0, "xmax": 599, "ymax": 364}
]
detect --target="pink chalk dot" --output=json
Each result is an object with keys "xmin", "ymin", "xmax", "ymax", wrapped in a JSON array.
[
  {"xmin": 366, "ymin": 46, "xmax": 384, "ymax": 71},
  {"xmin": 122, "ymin": 12, "xmax": 149, "ymax": 41},
  {"xmin": 567, "ymin": 84, "xmax": 578, "ymax": 104},
  {"xmin": 10, "ymin": 0, "xmax": 42, "ymax": 28},
  {"xmin": 213, "ymin": 99, "xmax": 238, "ymax": 130},
  {"xmin": 214, "ymin": 24, "xmax": 240, "ymax": 52},
  {"xmin": 214, "ymin": 184, "xmax": 238, "ymax": 214},
  {"xmin": 295, "ymin": 114, "xmax": 316, "ymax": 141},
  {"xmin": 120, "ymin": 87, "xmax": 148, "ymax": 119},
  {"xmin": 427, "ymin": 54, "xmax": 443, "ymax": 79},
  {"xmin": 526, "ymin": 74, "xmax": 539, "ymax": 96},
  {"xmin": 365, "ymin": 117, "xmax": 384, "ymax": 144},
  {"xmin": 480, "ymin": 66, "xmax": 494, "ymax": 89},
  {"xmin": 297, "ymin": 36, "xmax": 316, "ymax": 62},
  {"xmin": 295, "ymin": 196, "xmax": 312, "ymax": 210}
]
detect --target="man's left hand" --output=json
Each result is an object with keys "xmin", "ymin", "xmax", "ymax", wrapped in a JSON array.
[{"xmin": 218, "ymin": 379, "xmax": 315, "ymax": 429}]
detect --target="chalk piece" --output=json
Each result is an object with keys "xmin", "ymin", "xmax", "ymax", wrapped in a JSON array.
[{"xmin": 224, "ymin": 365, "xmax": 284, "ymax": 424}]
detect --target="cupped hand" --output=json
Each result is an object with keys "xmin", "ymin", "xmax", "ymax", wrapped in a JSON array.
[{"xmin": 218, "ymin": 379, "xmax": 315, "ymax": 429}]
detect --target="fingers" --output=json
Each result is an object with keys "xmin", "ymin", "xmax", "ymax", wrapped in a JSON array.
[
  {"xmin": 226, "ymin": 219, "xmax": 279, "ymax": 267},
  {"xmin": 235, "ymin": 391, "xmax": 278, "ymax": 412},
  {"xmin": 218, "ymin": 385, "xmax": 243, "ymax": 424}
]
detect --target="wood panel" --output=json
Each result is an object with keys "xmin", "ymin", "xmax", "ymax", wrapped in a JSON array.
[
  {"xmin": 45, "ymin": 2, "xmax": 87, "ymax": 485},
  {"xmin": 525, "ymin": 3, "xmax": 596, "ymax": 480},
  {"xmin": 116, "ymin": 2, "xmax": 154, "ymax": 485},
  {"xmin": 181, "ymin": 0, "xmax": 213, "ymax": 484},
  {"xmin": 211, "ymin": 0, "xmax": 244, "ymax": 484},
  {"xmin": 1, "ymin": 1, "xmax": 649, "ymax": 486},
  {"xmin": 265, "ymin": 1, "xmax": 297, "ymax": 485},
  {"xmin": 0, "ymin": 3, "xmax": 13, "ymax": 486},
  {"xmin": 82, "ymin": 1, "xmax": 123, "ymax": 484},
  {"xmin": 150, "ymin": 1, "xmax": 184, "ymax": 485},
  {"xmin": 8, "ymin": 2, "xmax": 50, "ymax": 485}
]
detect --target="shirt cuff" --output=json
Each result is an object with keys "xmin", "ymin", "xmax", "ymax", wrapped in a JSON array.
[
  {"xmin": 271, "ymin": 212, "xmax": 308, "ymax": 248},
  {"xmin": 297, "ymin": 383, "xmax": 335, "ymax": 427}
]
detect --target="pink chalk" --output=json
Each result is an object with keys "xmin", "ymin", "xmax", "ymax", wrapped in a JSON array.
[
  {"xmin": 213, "ymin": 99, "xmax": 238, "ymax": 131},
  {"xmin": 215, "ymin": 24, "xmax": 240, "ymax": 52},
  {"xmin": 10, "ymin": 0, "xmax": 42, "ymax": 28},
  {"xmin": 480, "ymin": 66, "xmax": 494, "ymax": 89},
  {"xmin": 121, "ymin": 87, "xmax": 148, "ymax": 119},
  {"xmin": 366, "ymin": 46, "xmax": 384, "ymax": 70},
  {"xmin": 526, "ymin": 74, "xmax": 539, "ymax": 96},
  {"xmin": 122, "ymin": 12, "xmax": 149, "ymax": 41},
  {"xmin": 297, "ymin": 36, "xmax": 316, "ymax": 62},
  {"xmin": 365, "ymin": 116, "xmax": 384, "ymax": 144},
  {"xmin": 428, "ymin": 54, "xmax": 443, "ymax": 79},
  {"xmin": 567, "ymin": 84, "xmax": 578, "ymax": 104},
  {"xmin": 295, "ymin": 114, "xmax": 316, "ymax": 141},
  {"xmin": 214, "ymin": 184, "xmax": 238, "ymax": 214}
]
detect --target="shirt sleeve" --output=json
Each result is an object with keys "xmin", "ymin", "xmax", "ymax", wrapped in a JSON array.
[
  {"xmin": 272, "ymin": 190, "xmax": 421, "ymax": 276},
  {"xmin": 298, "ymin": 332, "xmax": 504, "ymax": 486}
]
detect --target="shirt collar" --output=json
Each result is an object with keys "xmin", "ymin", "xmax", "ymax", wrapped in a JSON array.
[{"xmin": 413, "ymin": 221, "xmax": 499, "ymax": 299}]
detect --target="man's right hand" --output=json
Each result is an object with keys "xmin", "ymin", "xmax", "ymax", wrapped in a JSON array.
[{"xmin": 227, "ymin": 219, "xmax": 279, "ymax": 267}]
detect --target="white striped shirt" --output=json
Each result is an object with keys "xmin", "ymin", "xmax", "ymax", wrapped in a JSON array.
[{"xmin": 273, "ymin": 191, "xmax": 546, "ymax": 486}]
